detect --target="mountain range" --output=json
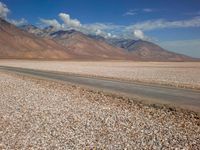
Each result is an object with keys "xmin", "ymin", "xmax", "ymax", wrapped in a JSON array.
[{"xmin": 0, "ymin": 18, "xmax": 196, "ymax": 61}]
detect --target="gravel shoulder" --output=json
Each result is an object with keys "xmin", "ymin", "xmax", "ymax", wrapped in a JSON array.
[{"xmin": 0, "ymin": 71, "xmax": 200, "ymax": 149}]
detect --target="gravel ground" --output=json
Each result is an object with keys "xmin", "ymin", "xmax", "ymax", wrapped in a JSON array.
[
  {"xmin": 0, "ymin": 71, "xmax": 200, "ymax": 149},
  {"xmin": 0, "ymin": 60, "xmax": 200, "ymax": 89}
]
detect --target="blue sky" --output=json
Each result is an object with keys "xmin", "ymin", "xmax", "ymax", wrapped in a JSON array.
[{"xmin": 0, "ymin": 0, "xmax": 200, "ymax": 57}]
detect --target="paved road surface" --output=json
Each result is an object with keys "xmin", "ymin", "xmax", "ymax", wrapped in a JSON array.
[{"xmin": 0, "ymin": 66, "xmax": 200, "ymax": 112}]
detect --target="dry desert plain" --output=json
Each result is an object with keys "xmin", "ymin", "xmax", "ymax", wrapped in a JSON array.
[
  {"xmin": 0, "ymin": 60, "xmax": 200, "ymax": 89},
  {"xmin": 0, "ymin": 60, "xmax": 200, "ymax": 149}
]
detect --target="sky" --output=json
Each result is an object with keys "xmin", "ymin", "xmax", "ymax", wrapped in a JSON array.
[{"xmin": 0, "ymin": 0, "xmax": 200, "ymax": 57}]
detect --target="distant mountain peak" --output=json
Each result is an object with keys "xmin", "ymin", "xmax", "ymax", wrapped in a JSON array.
[
  {"xmin": 50, "ymin": 29, "xmax": 78, "ymax": 38},
  {"xmin": 15, "ymin": 21, "xmax": 196, "ymax": 61},
  {"xmin": 0, "ymin": 19, "xmax": 128, "ymax": 60},
  {"xmin": 19, "ymin": 24, "xmax": 44, "ymax": 37},
  {"xmin": 20, "ymin": 24, "xmax": 38, "ymax": 29}
]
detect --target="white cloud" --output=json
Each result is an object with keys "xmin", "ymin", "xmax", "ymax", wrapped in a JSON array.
[
  {"xmin": 39, "ymin": 11, "xmax": 200, "ymax": 40},
  {"xmin": 0, "ymin": 2, "xmax": 10, "ymax": 18},
  {"xmin": 0, "ymin": 2, "xmax": 28, "ymax": 26},
  {"xmin": 59, "ymin": 13, "xmax": 81, "ymax": 28},
  {"xmin": 107, "ymin": 33, "xmax": 111, "ymax": 37},
  {"xmin": 92, "ymin": 28, "xmax": 117, "ymax": 38},
  {"xmin": 127, "ymin": 16, "xmax": 200, "ymax": 31},
  {"xmin": 124, "ymin": 8, "xmax": 156, "ymax": 16},
  {"xmin": 40, "ymin": 18, "xmax": 63, "ymax": 29},
  {"xmin": 95, "ymin": 29, "xmax": 102, "ymax": 35},
  {"xmin": 123, "ymin": 11, "xmax": 137, "ymax": 16},
  {"xmin": 9, "ymin": 18, "xmax": 27, "ymax": 26},
  {"xmin": 133, "ymin": 29, "xmax": 146, "ymax": 40},
  {"xmin": 84, "ymin": 23, "xmax": 123, "ymax": 31},
  {"xmin": 123, "ymin": 9, "xmax": 138, "ymax": 16},
  {"xmin": 83, "ymin": 23, "xmax": 122, "ymax": 38},
  {"xmin": 40, "ymin": 14, "xmax": 123, "ymax": 38}
]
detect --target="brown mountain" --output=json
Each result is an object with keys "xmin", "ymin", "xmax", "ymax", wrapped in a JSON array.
[
  {"xmin": 0, "ymin": 18, "xmax": 73, "ymax": 59},
  {"xmin": 0, "ymin": 19, "xmax": 128, "ymax": 60},
  {"xmin": 0, "ymin": 19, "xmax": 196, "ymax": 61},
  {"xmin": 129, "ymin": 41, "xmax": 193, "ymax": 61},
  {"xmin": 49, "ymin": 30, "xmax": 128, "ymax": 59},
  {"xmin": 90, "ymin": 36, "xmax": 194, "ymax": 61},
  {"xmin": 22, "ymin": 25, "xmax": 194, "ymax": 61},
  {"xmin": 115, "ymin": 39, "xmax": 193, "ymax": 61}
]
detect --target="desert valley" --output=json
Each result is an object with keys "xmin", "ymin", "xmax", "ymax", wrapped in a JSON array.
[{"xmin": 0, "ymin": 0, "xmax": 200, "ymax": 149}]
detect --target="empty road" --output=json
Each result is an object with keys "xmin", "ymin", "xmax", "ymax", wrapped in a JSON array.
[{"xmin": 0, "ymin": 66, "xmax": 200, "ymax": 112}]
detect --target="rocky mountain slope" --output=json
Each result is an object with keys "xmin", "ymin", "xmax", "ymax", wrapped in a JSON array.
[
  {"xmin": 0, "ymin": 18, "xmax": 74, "ymax": 59},
  {"xmin": 0, "ymin": 19, "xmax": 195, "ymax": 61},
  {"xmin": 110, "ymin": 39, "xmax": 192, "ymax": 61},
  {"xmin": 0, "ymin": 19, "xmax": 128, "ymax": 60},
  {"xmin": 89, "ymin": 36, "xmax": 193, "ymax": 61},
  {"xmin": 49, "ymin": 30, "xmax": 128, "ymax": 59}
]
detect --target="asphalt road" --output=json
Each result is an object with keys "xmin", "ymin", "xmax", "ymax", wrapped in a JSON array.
[{"xmin": 0, "ymin": 66, "xmax": 200, "ymax": 112}]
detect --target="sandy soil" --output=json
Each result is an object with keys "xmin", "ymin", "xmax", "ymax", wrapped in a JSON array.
[
  {"xmin": 0, "ymin": 60, "xmax": 200, "ymax": 89},
  {"xmin": 0, "ymin": 71, "xmax": 199, "ymax": 149}
]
